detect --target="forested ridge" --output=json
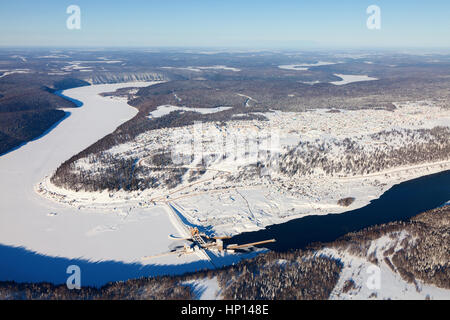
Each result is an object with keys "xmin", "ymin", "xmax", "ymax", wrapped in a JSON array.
[{"xmin": 0, "ymin": 74, "xmax": 89, "ymax": 155}]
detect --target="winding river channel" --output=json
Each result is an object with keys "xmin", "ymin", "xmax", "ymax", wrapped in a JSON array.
[{"xmin": 0, "ymin": 82, "xmax": 449, "ymax": 287}]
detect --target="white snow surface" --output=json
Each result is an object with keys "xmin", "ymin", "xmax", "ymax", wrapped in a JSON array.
[
  {"xmin": 330, "ymin": 74, "xmax": 378, "ymax": 85},
  {"xmin": 183, "ymin": 277, "xmax": 223, "ymax": 300},
  {"xmin": 321, "ymin": 232, "xmax": 450, "ymax": 300}
]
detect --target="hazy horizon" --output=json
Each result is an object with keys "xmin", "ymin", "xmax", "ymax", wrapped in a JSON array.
[{"xmin": 1, "ymin": 0, "xmax": 449, "ymax": 49}]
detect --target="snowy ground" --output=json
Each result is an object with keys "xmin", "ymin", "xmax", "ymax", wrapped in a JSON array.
[
  {"xmin": 321, "ymin": 232, "xmax": 450, "ymax": 300},
  {"xmin": 330, "ymin": 74, "xmax": 378, "ymax": 85},
  {"xmin": 0, "ymin": 82, "xmax": 242, "ymax": 283},
  {"xmin": 39, "ymin": 100, "xmax": 450, "ymax": 237},
  {"xmin": 183, "ymin": 277, "xmax": 223, "ymax": 300}
]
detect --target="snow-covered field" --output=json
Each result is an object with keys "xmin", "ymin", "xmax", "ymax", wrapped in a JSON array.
[
  {"xmin": 0, "ymin": 82, "xmax": 228, "ymax": 279},
  {"xmin": 183, "ymin": 277, "xmax": 223, "ymax": 300},
  {"xmin": 39, "ymin": 100, "xmax": 450, "ymax": 237},
  {"xmin": 330, "ymin": 74, "xmax": 378, "ymax": 85}
]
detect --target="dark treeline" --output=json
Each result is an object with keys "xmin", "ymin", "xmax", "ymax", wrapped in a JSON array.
[
  {"xmin": 0, "ymin": 74, "xmax": 90, "ymax": 155},
  {"xmin": 0, "ymin": 109, "xmax": 66, "ymax": 155}
]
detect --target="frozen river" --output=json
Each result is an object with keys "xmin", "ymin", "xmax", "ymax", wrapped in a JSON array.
[{"xmin": 0, "ymin": 82, "xmax": 219, "ymax": 286}]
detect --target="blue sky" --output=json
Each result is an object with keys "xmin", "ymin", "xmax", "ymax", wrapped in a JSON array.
[{"xmin": 0, "ymin": 0, "xmax": 449, "ymax": 48}]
